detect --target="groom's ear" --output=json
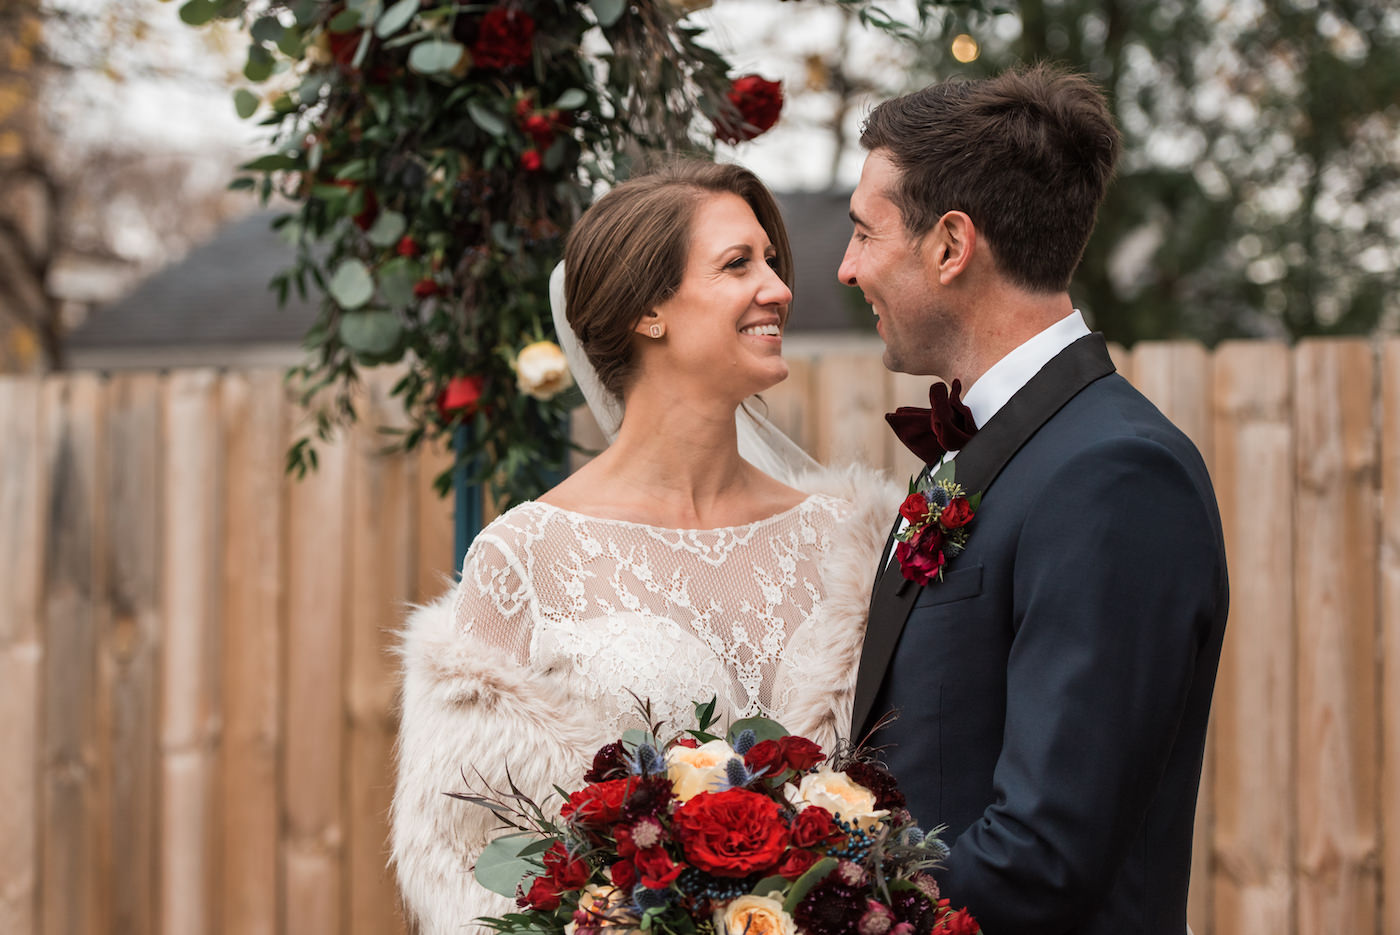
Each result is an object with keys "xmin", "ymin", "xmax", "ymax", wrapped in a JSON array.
[{"xmin": 925, "ymin": 211, "xmax": 976, "ymax": 285}]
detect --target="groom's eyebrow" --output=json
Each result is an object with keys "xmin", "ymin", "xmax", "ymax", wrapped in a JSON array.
[{"xmin": 849, "ymin": 209, "xmax": 867, "ymax": 228}]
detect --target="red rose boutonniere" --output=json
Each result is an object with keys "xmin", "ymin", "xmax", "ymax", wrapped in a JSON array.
[{"xmin": 895, "ymin": 462, "xmax": 981, "ymax": 586}]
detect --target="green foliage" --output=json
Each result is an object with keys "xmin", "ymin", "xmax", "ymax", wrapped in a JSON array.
[
  {"xmin": 196, "ymin": 0, "xmax": 990, "ymax": 507},
  {"xmin": 910, "ymin": 0, "xmax": 1400, "ymax": 344}
]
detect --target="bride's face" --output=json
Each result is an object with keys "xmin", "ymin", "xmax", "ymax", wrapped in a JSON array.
[{"xmin": 642, "ymin": 192, "xmax": 792, "ymax": 402}]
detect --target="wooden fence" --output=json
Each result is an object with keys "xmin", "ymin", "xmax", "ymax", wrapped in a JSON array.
[{"xmin": 0, "ymin": 336, "xmax": 1397, "ymax": 935}]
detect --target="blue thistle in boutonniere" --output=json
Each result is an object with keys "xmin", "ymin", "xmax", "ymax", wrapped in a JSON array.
[{"xmin": 895, "ymin": 462, "xmax": 982, "ymax": 586}]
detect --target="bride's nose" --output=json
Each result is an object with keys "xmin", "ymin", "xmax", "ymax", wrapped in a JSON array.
[{"xmin": 758, "ymin": 265, "xmax": 792, "ymax": 306}]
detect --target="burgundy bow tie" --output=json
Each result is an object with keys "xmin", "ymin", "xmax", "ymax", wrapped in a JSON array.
[{"xmin": 885, "ymin": 379, "xmax": 979, "ymax": 465}]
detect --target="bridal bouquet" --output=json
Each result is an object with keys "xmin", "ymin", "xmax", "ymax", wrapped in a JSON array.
[{"xmin": 456, "ymin": 699, "xmax": 980, "ymax": 935}]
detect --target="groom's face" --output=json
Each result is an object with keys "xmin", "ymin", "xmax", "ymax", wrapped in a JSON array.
[{"xmin": 838, "ymin": 151, "xmax": 946, "ymax": 375}]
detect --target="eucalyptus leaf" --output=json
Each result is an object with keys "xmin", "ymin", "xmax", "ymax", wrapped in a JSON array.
[
  {"xmin": 589, "ymin": 0, "xmax": 626, "ymax": 28},
  {"xmin": 351, "ymin": 29, "xmax": 372, "ymax": 68},
  {"xmin": 339, "ymin": 310, "xmax": 403, "ymax": 355},
  {"xmin": 291, "ymin": 0, "xmax": 320, "ymax": 26},
  {"xmin": 782, "ymin": 858, "xmax": 838, "ymax": 914},
  {"xmin": 277, "ymin": 26, "xmax": 304, "ymax": 57},
  {"xmin": 241, "ymin": 153, "xmax": 298, "ymax": 171},
  {"xmin": 408, "ymin": 38, "xmax": 465, "ymax": 74},
  {"xmin": 250, "ymin": 16, "xmax": 283, "ymax": 43},
  {"xmin": 375, "ymin": 0, "xmax": 419, "ymax": 37},
  {"xmin": 366, "ymin": 210, "xmax": 406, "ymax": 247},
  {"xmin": 328, "ymin": 8, "xmax": 361, "ymax": 31},
  {"xmin": 178, "ymin": 0, "xmax": 217, "ymax": 26},
  {"xmin": 328, "ymin": 259, "xmax": 374, "ymax": 309},
  {"xmin": 474, "ymin": 833, "xmax": 538, "ymax": 898},
  {"xmin": 466, "ymin": 99, "xmax": 507, "ymax": 137},
  {"xmin": 377, "ymin": 257, "xmax": 421, "ymax": 307},
  {"xmin": 244, "ymin": 45, "xmax": 275, "ymax": 82},
  {"xmin": 233, "ymin": 88, "xmax": 259, "ymax": 119},
  {"xmin": 750, "ymin": 875, "xmax": 788, "ymax": 898},
  {"xmin": 551, "ymin": 88, "xmax": 587, "ymax": 110},
  {"xmin": 621, "ymin": 727, "xmax": 653, "ymax": 752},
  {"xmin": 727, "ymin": 715, "xmax": 788, "ymax": 747}
]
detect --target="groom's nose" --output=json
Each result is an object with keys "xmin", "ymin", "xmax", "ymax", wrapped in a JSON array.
[{"xmin": 838, "ymin": 241, "xmax": 858, "ymax": 286}]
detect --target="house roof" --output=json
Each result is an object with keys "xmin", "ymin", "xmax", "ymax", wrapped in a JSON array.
[{"xmin": 67, "ymin": 192, "xmax": 872, "ymax": 369}]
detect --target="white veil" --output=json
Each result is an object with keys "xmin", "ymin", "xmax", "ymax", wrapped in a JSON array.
[{"xmin": 549, "ymin": 263, "xmax": 821, "ymax": 486}]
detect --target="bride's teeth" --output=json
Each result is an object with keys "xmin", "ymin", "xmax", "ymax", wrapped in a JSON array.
[{"xmin": 741, "ymin": 324, "xmax": 780, "ymax": 336}]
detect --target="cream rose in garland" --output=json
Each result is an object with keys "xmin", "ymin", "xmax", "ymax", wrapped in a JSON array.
[{"xmin": 515, "ymin": 339, "xmax": 573, "ymax": 400}]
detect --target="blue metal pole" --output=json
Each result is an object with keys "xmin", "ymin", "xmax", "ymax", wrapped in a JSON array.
[{"xmin": 452, "ymin": 422, "xmax": 481, "ymax": 579}]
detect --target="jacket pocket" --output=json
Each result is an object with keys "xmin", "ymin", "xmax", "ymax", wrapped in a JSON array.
[{"xmin": 912, "ymin": 564, "xmax": 983, "ymax": 607}]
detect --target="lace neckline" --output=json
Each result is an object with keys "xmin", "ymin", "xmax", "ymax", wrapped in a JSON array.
[{"xmin": 525, "ymin": 494, "xmax": 823, "ymax": 533}]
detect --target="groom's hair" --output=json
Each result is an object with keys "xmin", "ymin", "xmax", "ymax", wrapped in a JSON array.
[{"xmin": 860, "ymin": 63, "xmax": 1120, "ymax": 293}]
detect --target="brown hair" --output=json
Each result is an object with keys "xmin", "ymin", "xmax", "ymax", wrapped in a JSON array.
[
  {"xmin": 860, "ymin": 63, "xmax": 1120, "ymax": 292},
  {"xmin": 563, "ymin": 159, "xmax": 794, "ymax": 398}
]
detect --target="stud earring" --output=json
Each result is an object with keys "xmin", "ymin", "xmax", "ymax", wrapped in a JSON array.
[{"xmin": 649, "ymin": 323, "xmax": 664, "ymax": 338}]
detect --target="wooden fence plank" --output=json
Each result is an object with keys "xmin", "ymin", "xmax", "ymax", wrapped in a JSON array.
[
  {"xmin": 1210, "ymin": 342, "xmax": 1295, "ymax": 935},
  {"xmin": 160, "ymin": 370, "xmax": 224, "ymax": 935},
  {"xmin": 415, "ymin": 438, "xmax": 455, "ymax": 599},
  {"xmin": 0, "ymin": 377, "xmax": 43, "ymax": 935},
  {"xmin": 1293, "ymin": 340, "xmax": 1380, "ymax": 935},
  {"xmin": 346, "ymin": 371, "xmax": 413, "ymax": 935},
  {"xmin": 758, "ymin": 355, "xmax": 816, "ymax": 457},
  {"xmin": 220, "ymin": 371, "xmax": 287, "ymax": 935},
  {"xmin": 1130, "ymin": 342, "xmax": 1215, "ymax": 934},
  {"xmin": 40, "ymin": 373, "xmax": 105, "ymax": 935},
  {"xmin": 99, "ymin": 374, "xmax": 162, "ymax": 935},
  {"xmin": 1381, "ymin": 338, "xmax": 1400, "ymax": 935},
  {"xmin": 282, "ymin": 418, "xmax": 349, "ymax": 935},
  {"xmin": 811, "ymin": 352, "xmax": 892, "ymax": 469}
]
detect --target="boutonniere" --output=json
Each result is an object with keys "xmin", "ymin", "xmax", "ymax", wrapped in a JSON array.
[{"xmin": 895, "ymin": 462, "xmax": 982, "ymax": 586}]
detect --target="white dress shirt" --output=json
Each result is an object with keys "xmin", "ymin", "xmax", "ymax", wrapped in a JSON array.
[{"xmin": 884, "ymin": 309, "xmax": 1092, "ymax": 566}]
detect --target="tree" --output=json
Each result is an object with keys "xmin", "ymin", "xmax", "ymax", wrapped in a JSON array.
[{"xmin": 911, "ymin": 0, "xmax": 1400, "ymax": 344}]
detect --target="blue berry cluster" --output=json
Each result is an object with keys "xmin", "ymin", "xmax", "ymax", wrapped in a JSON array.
[
  {"xmin": 677, "ymin": 867, "xmax": 756, "ymax": 905},
  {"xmin": 827, "ymin": 817, "xmax": 876, "ymax": 863}
]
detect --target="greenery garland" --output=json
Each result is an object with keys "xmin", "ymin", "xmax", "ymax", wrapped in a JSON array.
[{"xmin": 183, "ymin": 0, "xmax": 986, "ymax": 505}]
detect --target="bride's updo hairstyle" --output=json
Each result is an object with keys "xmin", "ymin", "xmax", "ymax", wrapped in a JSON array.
[{"xmin": 563, "ymin": 160, "xmax": 794, "ymax": 399}]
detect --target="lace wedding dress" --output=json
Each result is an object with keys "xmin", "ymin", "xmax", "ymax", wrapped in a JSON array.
[{"xmin": 391, "ymin": 469, "xmax": 899, "ymax": 935}]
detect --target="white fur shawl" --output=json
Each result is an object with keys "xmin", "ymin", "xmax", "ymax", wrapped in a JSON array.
[{"xmin": 390, "ymin": 464, "xmax": 901, "ymax": 934}]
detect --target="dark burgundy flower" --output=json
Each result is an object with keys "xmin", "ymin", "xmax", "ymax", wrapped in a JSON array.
[
  {"xmin": 841, "ymin": 761, "xmax": 906, "ymax": 811},
  {"xmin": 472, "ymin": 7, "xmax": 535, "ymax": 69},
  {"xmin": 584, "ymin": 741, "xmax": 629, "ymax": 783},
  {"xmin": 794, "ymin": 874, "xmax": 865, "ymax": 935}
]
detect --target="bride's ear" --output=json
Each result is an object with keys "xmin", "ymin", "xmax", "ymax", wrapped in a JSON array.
[{"xmin": 635, "ymin": 311, "xmax": 666, "ymax": 340}]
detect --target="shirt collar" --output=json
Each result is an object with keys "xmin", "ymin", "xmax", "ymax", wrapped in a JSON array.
[{"xmin": 961, "ymin": 309, "xmax": 1091, "ymax": 430}]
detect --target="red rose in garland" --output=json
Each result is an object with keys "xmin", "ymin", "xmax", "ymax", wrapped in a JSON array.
[
  {"xmin": 672, "ymin": 788, "xmax": 790, "ymax": 877},
  {"xmin": 472, "ymin": 7, "xmax": 535, "ymax": 69},
  {"xmin": 716, "ymin": 74, "xmax": 783, "ymax": 143},
  {"xmin": 435, "ymin": 375, "xmax": 484, "ymax": 420}
]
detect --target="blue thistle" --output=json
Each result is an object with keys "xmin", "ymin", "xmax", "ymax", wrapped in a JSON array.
[
  {"xmin": 902, "ymin": 827, "xmax": 925, "ymax": 845},
  {"xmin": 633, "ymin": 885, "xmax": 673, "ymax": 912},
  {"xmin": 732, "ymin": 729, "xmax": 757, "ymax": 755},
  {"xmin": 723, "ymin": 756, "xmax": 755, "ymax": 789},
  {"xmin": 927, "ymin": 485, "xmax": 951, "ymax": 509},
  {"xmin": 627, "ymin": 742, "xmax": 663, "ymax": 776}
]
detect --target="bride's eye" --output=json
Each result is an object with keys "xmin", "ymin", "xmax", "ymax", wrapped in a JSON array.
[
  {"xmin": 766, "ymin": 255, "xmax": 780, "ymax": 270},
  {"xmin": 724, "ymin": 256, "xmax": 749, "ymax": 271}
]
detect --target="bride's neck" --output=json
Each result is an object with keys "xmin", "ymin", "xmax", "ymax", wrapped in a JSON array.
[{"xmin": 595, "ymin": 392, "xmax": 751, "ymax": 511}]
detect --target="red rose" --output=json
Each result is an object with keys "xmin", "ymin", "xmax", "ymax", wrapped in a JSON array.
[
  {"xmin": 674, "ymin": 737, "xmax": 699, "ymax": 749},
  {"xmin": 777, "ymin": 847, "xmax": 820, "ymax": 880},
  {"xmin": 543, "ymin": 842, "xmax": 590, "ymax": 892},
  {"xmin": 744, "ymin": 739, "xmax": 784, "ymax": 776},
  {"xmin": 716, "ymin": 74, "xmax": 783, "ymax": 143},
  {"xmin": 610, "ymin": 859, "xmax": 637, "ymax": 890},
  {"xmin": 939, "ymin": 497, "xmax": 974, "ymax": 529},
  {"xmin": 328, "ymin": 180, "xmax": 378, "ymax": 230},
  {"xmin": 472, "ymin": 7, "xmax": 535, "ymax": 69},
  {"xmin": 561, "ymin": 778, "xmax": 634, "ymax": 826},
  {"xmin": 790, "ymin": 805, "xmax": 842, "ymax": 848},
  {"xmin": 520, "ymin": 875, "xmax": 560, "ymax": 911},
  {"xmin": 520, "ymin": 149, "xmax": 543, "ymax": 172},
  {"xmin": 895, "ymin": 539, "xmax": 945, "ymax": 587},
  {"xmin": 672, "ymin": 788, "xmax": 790, "ymax": 877},
  {"xmin": 396, "ymin": 235, "xmax": 419, "ymax": 257},
  {"xmin": 634, "ymin": 846, "xmax": 683, "ymax": 889},
  {"xmin": 514, "ymin": 95, "xmax": 535, "ymax": 119},
  {"xmin": 899, "ymin": 492, "xmax": 929, "ymax": 524},
  {"xmin": 412, "ymin": 278, "xmax": 440, "ymax": 298},
  {"xmin": 777, "ymin": 735, "xmax": 825, "ymax": 771},
  {"xmin": 522, "ymin": 113, "xmax": 556, "ymax": 149},
  {"xmin": 435, "ymin": 375, "xmax": 484, "ymax": 420}
]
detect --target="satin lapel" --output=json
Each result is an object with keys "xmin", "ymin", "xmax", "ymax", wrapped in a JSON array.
[{"xmin": 850, "ymin": 334, "xmax": 1117, "ymax": 738}]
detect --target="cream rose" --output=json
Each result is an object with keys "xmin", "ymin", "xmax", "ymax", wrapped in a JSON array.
[
  {"xmin": 667, "ymin": 739, "xmax": 736, "ymax": 802},
  {"xmin": 565, "ymin": 885, "xmax": 637, "ymax": 935},
  {"xmin": 515, "ymin": 340, "xmax": 573, "ymax": 400},
  {"xmin": 714, "ymin": 893, "xmax": 797, "ymax": 935},
  {"xmin": 790, "ymin": 768, "xmax": 887, "ymax": 831}
]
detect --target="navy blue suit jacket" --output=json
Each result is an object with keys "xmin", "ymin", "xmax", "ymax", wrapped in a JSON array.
[{"xmin": 852, "ymin": 335, "xmax": 1228, "ymax": 935}]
